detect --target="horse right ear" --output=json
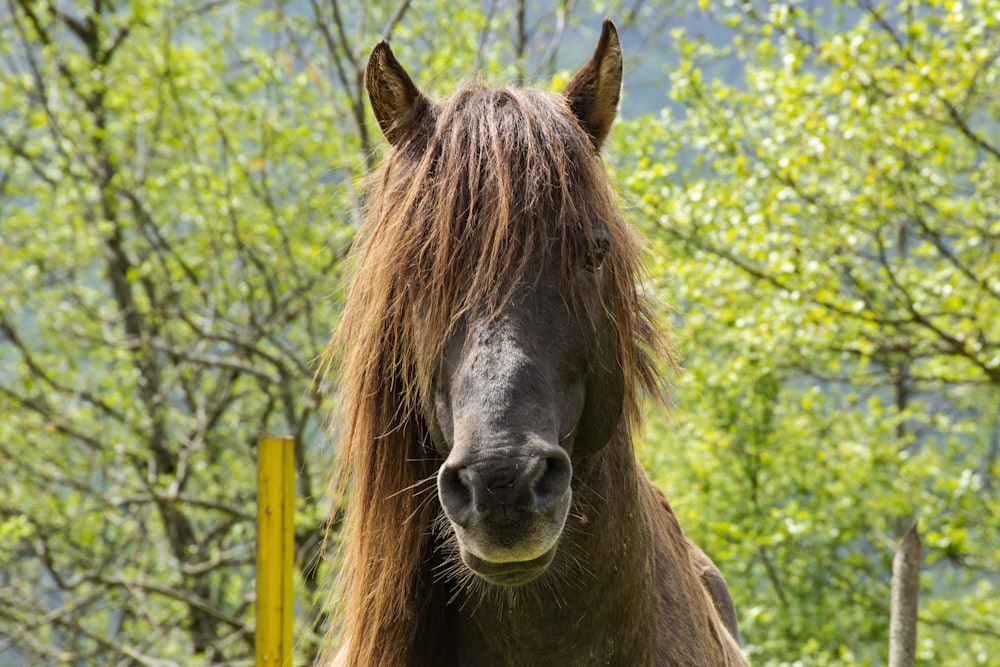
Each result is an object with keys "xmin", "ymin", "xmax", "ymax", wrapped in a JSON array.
[{"xmin": 366, "ymin": 41, "xmax": 430, "ymax": 146}]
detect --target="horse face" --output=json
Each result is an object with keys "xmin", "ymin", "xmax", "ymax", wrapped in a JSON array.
[
  {"xmin": 365, "ymin": 17, "xmax": 628, "ymax": 589},
  {"xmin": 430, "ymin": 248, "xmax": 624, "ymax": 586}
]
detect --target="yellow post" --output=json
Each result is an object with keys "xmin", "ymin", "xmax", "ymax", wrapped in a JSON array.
[{"xmin": 256, "ymin": 436, "xmax": 295, "ymax": 667}]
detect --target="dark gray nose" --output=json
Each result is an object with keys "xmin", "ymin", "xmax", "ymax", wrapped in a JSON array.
[{"xmin": 438, "ymin": 448, "xmax": 571, "ymax": 528}]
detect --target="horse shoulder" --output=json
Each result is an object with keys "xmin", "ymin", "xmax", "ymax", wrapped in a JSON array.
[
  {"xmin": 642, "ymin": 475, "xmax": 749, "ymax": 665},
  {"xmin": 687, "ymin": 538, "xmax": 741, "ymax": 645}
]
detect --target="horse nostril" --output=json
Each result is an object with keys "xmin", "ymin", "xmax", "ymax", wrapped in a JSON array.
[
  {"xmin": 438, "ymin": 462, "xmax": 476, "ymax": 527},
  {"xmin": 440, "ymin": 450, "xmax": 571, "ymax": 527},
  {"xmin": 531, "ymin": 451, "xmax": 571, "ymax": 514}
]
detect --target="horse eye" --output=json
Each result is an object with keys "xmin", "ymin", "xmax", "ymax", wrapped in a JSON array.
[{"xmin": 585, "ymin": 241, "xmax": 610, "ymax": 272}]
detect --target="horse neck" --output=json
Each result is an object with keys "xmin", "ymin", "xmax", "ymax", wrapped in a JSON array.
[{"xmin": 436, "ymin": 425, "xmax": 661, "ymax": 666}]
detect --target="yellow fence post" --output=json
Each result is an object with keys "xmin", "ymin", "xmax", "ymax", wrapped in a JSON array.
[{"xmin": 256, "ymin": 436, "xmax": 295, "ymax": 667}]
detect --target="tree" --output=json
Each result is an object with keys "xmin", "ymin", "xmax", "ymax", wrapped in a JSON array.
[
  {"xmin": 0, "ymin": 0, "xmax": 344, "ymax": 662},
  {"xmin": 620, "ymin": 1, "xmax": 1000, "ymax": 663}
]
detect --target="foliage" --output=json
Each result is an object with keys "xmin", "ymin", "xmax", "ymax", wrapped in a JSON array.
[
  {"xmin": 0, "ymin": 0, "xmax": 346, "ymax": 662},
  {"xmin": 2, "ymin": 0, "xmax": 997, "ymax": 664},
  {"xmin": 621, "ymin": 1, "xmax": 1000, "ymax": 664}
]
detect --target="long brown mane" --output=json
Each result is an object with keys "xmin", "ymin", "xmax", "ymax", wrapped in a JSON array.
[{"xmin": 319, "ymin": 78, "xmax": 670, "ymax": 665}]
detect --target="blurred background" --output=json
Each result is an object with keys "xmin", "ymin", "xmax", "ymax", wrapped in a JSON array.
[{"xmin": 1, "ymin": 0, "xmax": 997, "ymax": 664}]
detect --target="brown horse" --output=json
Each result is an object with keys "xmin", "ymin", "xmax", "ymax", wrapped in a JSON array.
[{"xmin": 321, "ymin": 20, "xmax": 748, "ymax": 666}]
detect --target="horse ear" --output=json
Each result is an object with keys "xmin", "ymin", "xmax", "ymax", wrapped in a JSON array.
[
  {"xmin": 366, "ymin": 40, "xmax": 430, "ymax": 146},
  {"xmin": 563, "ymin": 19, "xmax": 623, "ymax": 150}
]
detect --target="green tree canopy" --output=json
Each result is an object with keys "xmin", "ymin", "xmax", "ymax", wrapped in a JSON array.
[
  {"xmin": 621, "ymin": 1, "xmax": 999, "ymax": 663},
  {"xmin": 0, "ymin": 0, "xmax": 345, "ymax": 661},
  {"xmin": 2, "ymin": 0, "xmax": 997, "ymax": 665}
]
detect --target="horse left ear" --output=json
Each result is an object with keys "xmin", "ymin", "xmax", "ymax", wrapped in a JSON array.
[
  {"xmin": 563, "ymin": 19, "xmax": 623, "ymax": 150},
  {"xmin": 366, "ymin": 40, "xmax": 431, "ymax": 146}
]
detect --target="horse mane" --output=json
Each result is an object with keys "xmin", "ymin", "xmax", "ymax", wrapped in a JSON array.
[{"xmin": 319, "ymin": 83, "xmax": 672, "ymax": 666}]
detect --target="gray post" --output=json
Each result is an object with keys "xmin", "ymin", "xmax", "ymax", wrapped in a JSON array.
[{"xmin": 888, "ymin": 523, "xmax": 921, "ymax": 667}]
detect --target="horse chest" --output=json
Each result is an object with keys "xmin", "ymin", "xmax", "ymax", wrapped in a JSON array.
[
  {"xmin": 447, "ymin": 620, "xmax": 650, "ymax": 667},
  {"xmin": 442, "ymin": 574, "xmax": 656, "ymax": 666}
]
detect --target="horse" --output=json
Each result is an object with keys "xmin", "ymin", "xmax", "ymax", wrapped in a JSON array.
[{"xmin": 320, "ymin": 19, "xmax": 749, "ymax": 666}]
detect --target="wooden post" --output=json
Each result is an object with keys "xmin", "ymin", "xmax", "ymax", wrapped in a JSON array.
[
  {"xmin": 256, "ymin": 436, "xmax": 295, "ymax": 667},
  {"xmin": 888, "ymin": 523, "xmax": 921, "ymax": 667}
]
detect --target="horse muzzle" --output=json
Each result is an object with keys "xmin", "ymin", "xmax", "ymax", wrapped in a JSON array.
[{"xmin": 437, "ymin": 444, "xmax": 572, "ymax": 586}]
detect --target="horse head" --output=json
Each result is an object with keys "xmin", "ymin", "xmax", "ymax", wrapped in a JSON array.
[{"xmin": 364, "ymin": 20, "xmax": 642, "ymax": 587}]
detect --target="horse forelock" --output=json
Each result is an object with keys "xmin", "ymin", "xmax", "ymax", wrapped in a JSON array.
[
  {"xmin": 320, "ymin": 83, "xmax": 672, "ymax": 666},
  {"xmin": 366, "ymin": 85, "xmax": 667, "ymax": 407}
]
